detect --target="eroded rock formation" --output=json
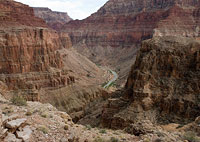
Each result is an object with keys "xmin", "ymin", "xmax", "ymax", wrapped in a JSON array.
[
  {"xmin": 0, "ymin": 0, "xmax": 108, "ymax": 118},
  {"xmin": 101, "ymin": 36, "xmax": 200, "ymax": 132},
  {"xmin": 0, "ymin": 0, "xmax": 75, "ymax": 101},
  {"xmin": 0, "ymin": 0, "xmax": 47, "ymax": 27},
  {"xmin": 33, "ymin": 7, "xmax": 72, "ymax": 31}
]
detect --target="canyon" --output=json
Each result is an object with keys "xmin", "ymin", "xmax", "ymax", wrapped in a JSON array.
[
  {"xmin": 62, "ymin": 0, "xmax": 200, "ymax": 86},
  {"xmin": 0, "ymin": 0, "xmax": 199, "ymax": 141},
  {"xmin": 102, "ymin": 36, "xmax": 200, "ymax": 131},
  {"xmin": 0, "ymin": 0, "xmax": 110, "ymax": 121}
]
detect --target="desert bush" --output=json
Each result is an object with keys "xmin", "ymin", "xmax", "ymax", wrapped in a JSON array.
[
  {"xmin": 11, "ymin": 95, "xmax": 27, "ymax": 106},
  {"xmin": 38, "ymin": 126, "xmax": 48, "ymax": 134},
  {"xmin": 93, "ymin": 137, "xmax": 104, "ymax": 142},
  {"xmin": 64, "ymin": 125, "xmax": 69, "ymax": 130},
  {"xmin": 85, "ymin": 125, "xmax": 92, "ymax": 130},
  {"xmin": 183, "ymin": 131, "xmax": 200, "ymax": 142},
  {"xmin": 109, "ymin": 137, "xmax": 119, "ymax": 142},
  {"xmin": 99, "ymin": 129, "xmax": 107, "ymax": 134},
  {"xmin": 25, "ymin": 111, "xmax": 32, "ymax": 116},
  {"xmin": 40, "ymin": 112, "xmax": 48, "ymax": 118}
]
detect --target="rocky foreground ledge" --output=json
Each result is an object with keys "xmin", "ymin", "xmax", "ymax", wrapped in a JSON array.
[
  {"xmin": 0, "ymin": 94, "xmax": 138, "ymax": 142},
  {"xmin": 0, "ymin": 93, "xmax": 200, "ymax": 142}
]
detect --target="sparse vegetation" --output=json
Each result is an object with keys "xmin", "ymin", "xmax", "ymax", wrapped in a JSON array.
[
  {"xmin": 106, "ymin": 82, "xmax": 116, "ymax": 88},
  {"xmin": 10, "ymin": 95, "xmax": 27, "ymax": 106},
  {"xmin": 99, "ymin": 129, "xmax": 107, "ymax": 134},
  {"xmin": 85, "ymin": 125, "xmax": 92, "ymax": 130},
  {"xmin": 93, "ymin": 137, "xmax": 105, "ymax": 142},
  {"xmin": 64, "ymin": 125, "xmax": 69, "ymax": 130},
  {"xmin": 183, "ymin": 131, "xmax": 200, "ymax": 142},
  {"xmin": 176, "ymin": 123, "xmax": 184, "ymax": 129},
  {"xmin": 109, "ymin": 137, "xmax": 119, "ymax": 142},
  {"xmin": 38, "ymin": 126, "xmax": 48, "ymax": 134},
  {"xmin": 101, "ymin": 82, "xmax": 108, "ymax": 87},
  {"xmin": 2, "ymin": 106, "xmax": 14, "ymax": 115},
  {"xmin": 26, "ymin": 111, "xmax": 32, "ymax": 116},
  {"xmin": 143, "ymin": 138, "xmax": 151, "ymax": 142},
  {"xmin": 40, "ymin": 112, "xmax": 48, "ymax": 118}
]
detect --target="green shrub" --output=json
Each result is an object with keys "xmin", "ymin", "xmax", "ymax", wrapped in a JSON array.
[
  {"xmin": 110, "ymin": 137, "xmax": 119, "ymax": 142},
  {"xmin": 11, "ymin": 95, "xmax": 27, "ymax": 106},
  {"xmin": 99, "ymin": 129, "xmax": 107, "ymax": 134},
  {"xmin": 2, "ymin": 107, "xmax": 14, "ymax": 115},
  {"xmin": 93, "ymin": 137, "xmax": 104, "ymax": 142},
  {"xmin": 64, "ymin": 125, "xmax": 69, "ymax": 130},
  {"xmin": 25, "ymin": 111, "xmax": 32, "ymax": 116},
  {"xmin": 85, "ymin": 125, "xmax": 92, "ymax": 130},
  {"xmin": 38, "ymin": 126, "xmax": 48, "ymax": 134},
  {"xmin": 183, "ymin": 131, "xmax": 200, "ymax": 142}
]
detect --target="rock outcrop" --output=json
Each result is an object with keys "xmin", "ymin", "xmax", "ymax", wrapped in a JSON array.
[
  {"xmin": 0, "ymin": 0, "xmax": 109, "ymax": 118},
  {"xmin": 101, "ymin": 36, "xmax": 200, "ymax": 132},
  {"xmin": 0, "ymin": 94, "xmax": 140, "ymax": 142},
  {"xmin": 0, "ymin": 0, "xmax": 74, "ymax": 101},
  {"xmin": 0, "ymin": 0, "xmax": 47, "ymax": 27},
  {"xmin": 62, "ymin": 0, "xmax": 200, "ymax": 86},
  {"xmin": 33, "ymin": 7, "xmax": 72, "ymax": 31}
]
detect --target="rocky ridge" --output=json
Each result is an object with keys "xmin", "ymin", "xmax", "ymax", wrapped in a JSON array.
[
  {"xmin": 0, "ymin": 94, "xmax": 139, "ymax": 142},
  {"xmin": 101, "ymin": 36, "xmax": 200, "ymax": 136},
  {"xmin": 1, "ymin": 93, "xmax": 197, "ymax": 142},
  {"xmin": 0, "ymin": 0, "xmax": 47, "ymax": 27},
  {"xmin": 33, "ymin": 7, "xmax": 72, "ymax": 31}
]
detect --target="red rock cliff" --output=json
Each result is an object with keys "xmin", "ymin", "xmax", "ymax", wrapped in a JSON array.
[
  {"xmin": 0, "ymin": 0, "xmax": 73, "ymax": 101},
  {"xmin": 101, "ymin": 37, "xmax": 200, "ymax": 132},
  {"xmin": 62, "ymin": 0, "xmax": 200, "ymax": 85}
]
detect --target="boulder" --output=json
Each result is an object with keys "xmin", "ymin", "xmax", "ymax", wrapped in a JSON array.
[
  {"xmin": 195, "ymin": 116, "xmax": 200, "ymax": 125},
  {"xmin": 5, "ymin": 118, "xmax": 27, "ymax": 132},
  {"xmin": 16, "ymin": 126, "xmax": 32, "ymax": 142},
  {"xmin": 4, "ymin": 133, "xmax": 22, "ymax": 142}
]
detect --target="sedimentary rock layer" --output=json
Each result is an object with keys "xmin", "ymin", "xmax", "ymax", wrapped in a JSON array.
[
  {"xmin": 101, "ymin": 36, "xmax": 200, "ymax": 130},
  {"xmin": 62, "ymin": 0, "xmax": 200, "ymax": 85},
  {"xmin": 33, "ymin": 7, "xmax": 72, "ymax": 31},
  {"xmin": 0, "ymin": 0, "xmax": 47, "ymax": 27},
  {"xmin": 0, "ymin": 0, "xmax": 109, "ymax": 117}
]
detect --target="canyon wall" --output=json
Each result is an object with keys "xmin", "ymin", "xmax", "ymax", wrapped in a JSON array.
[
  {"xmin": 33, "ymin": 7, "xmax": 72, "ymax": 31},
  {"xmin": 101, "ymin": 36, "xmax": 200, "ymax": 132},
  {"xmin": 0, "ymin": 0, "xmax": 47, "ymax": 27},
  {"xmin": 0, "ymin": 0, "xmax": 74, "ymax": 101},
  {"xmin": 0, "ymin": 0, "xmax": 108, "ymax": 117},
  {"xmin": 62, "ymin": 0, "xmax": 200, "ymax": 86}
]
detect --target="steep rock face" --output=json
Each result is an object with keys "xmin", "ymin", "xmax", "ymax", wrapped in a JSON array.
[
  {"xmin": 0, "ymin": 28, "xmax": 73, "ymax": 94},
  {"xmin": 33, "ymin": 7, "xmax": 72, "ymax": 31},
  {"xmin": 0, "ymin": 0, "xmax": 108, "ymax": 118},
  {"xmin": 97, "ymin": 0, "xmax": 200, "ymax": 15},
  {"xmin": 126, "ymin": 36, "xmax": 200, "ymax": 118},
  {"xmin": 62, "ymin": 0, "xmax": 200, "ymax": 86},
  {"xmin": 102, "ymin": 37, "xmax": 200, "ymax": 131},
  {"xmin": 0, "ymin": 0, "xmax": 72, "ymax": 101},
  {"xmin": 0, "ymin": 0, "xmax": 113, "ymax": 121},
  {"xmin": 0, "ymin": 0, "xmax": 47, "ymax": 27}
]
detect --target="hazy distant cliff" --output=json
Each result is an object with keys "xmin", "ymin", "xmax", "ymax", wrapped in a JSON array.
[{"xmin": 34, "ymin": 7, "xmax": 72, "ymax": 31}]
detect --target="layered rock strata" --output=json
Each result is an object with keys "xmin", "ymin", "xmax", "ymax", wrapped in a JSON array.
[
  {"xmin": 102, "ymin": 36, "xmax": 200, "ymax": 131},
  {"xmin": 62, "ymin": 0, "xmax": 200, "ymax": 86},
  {"xmin": 33, "ymin": 7, "xmax": 72, "ymax": 31},
  {"xmin": 0, "ymin": 0, "xmax": 110, "ymax": 119}
]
